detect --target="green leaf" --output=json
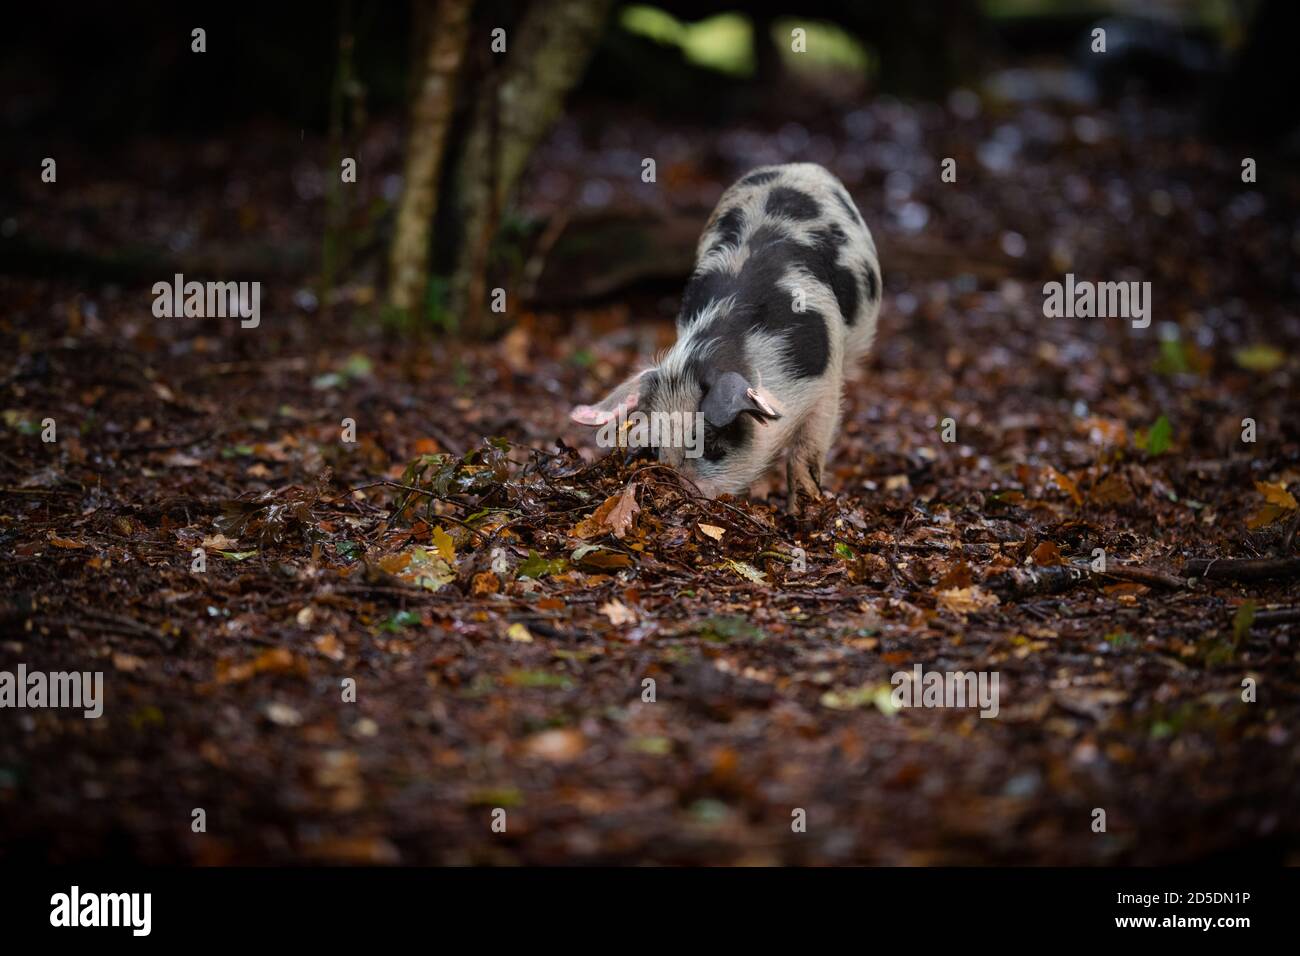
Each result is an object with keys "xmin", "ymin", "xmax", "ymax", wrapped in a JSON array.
[
  {"xmin": 381, "ymin": 609, "xmax": 422, "ymax": 632},
  {"xmin": 834, "ymin": 542, "xmax": 856, "ymax": 560},
  {"xmin": 406, "ymin": 547, "xmax": 455, "ymax": 591},
  {"xmin": 468, "ymin": 786, "xmax": 522, "ymax": 808},
  {"xmin": 313, "ymin": 352, "xmax": 374, "ymax": 390},
  {"xmin": 1154, "ymin": 337, "xmax": 1191, "ymax": 376},
  {"xmin": 1134, "ymin": 415, "xmax": 1172, "ymax": 456},
  {"xmin": 504, "ymin": 669, "xmax": 573, "ymax": 689},
  {"xmin": 694, "ymin": 615, "xmax": 764, "ymax": 643},
  {"xmin": 519, "ymin": 550, "xmax": 567, "ymax": 579},
  {"xmin": 721, "ymin": 559, "xmax": 766, "ymax": 584},
  {"xmin": 217, "ymin": 549, "xmax": 259, "ymax": 561},
  {"xmin": 1232, "ymin": 601, "xmax": 1256, "ymax": 646},
  {"xmin": 1233, "ymin": 344, "xmax": 1284, "ymax": 372},
  {"xmin": 628, "ymin": 736, "xmax": 672, "ymax": 755},
  {"xmin": 820, "ymin": 682, "xmax": 897, "ymax": 714}
]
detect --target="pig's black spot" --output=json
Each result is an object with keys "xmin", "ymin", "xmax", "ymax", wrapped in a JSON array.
[
  {"xmin": 710, "ymin": 207, "xmax": 746, "ymax": 251},
  {"xmin": 767, "ymin": 305, "xmax": 830, "ymax": 379},
  {"xmin": 836, "ymin": 189, "xmax": 864, "ymax": 225},
  {"xmin": 679, "ymin": 225, "xmax": 834, "ymax": 378},
  {"xmin": 765, "ymin": 187, "xmax": 820, "ymax": 221},
  {"xmin": 680, "ymin": 268, "xmax": 734, "ymax": 325},
  {"xmin": 863, "ymin": 264, "xmax": 880, "ymax": 303},
  {"xmin": 740, "ymin": 169, "xmax": 780, "ymax": 186},
  {"xmin": 808, "ymin": 225, "xmax": 860, "ymax": 325},
  {"xmin": 701, "ymin": 418, "xmax": 748, "ymax": 461}
]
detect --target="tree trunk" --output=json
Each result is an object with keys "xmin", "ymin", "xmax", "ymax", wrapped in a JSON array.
[
  {"xmin": 452, "ymin": 0, "xmax": 613, "ymax": 334},
  {"xmin": 387, "ymin": 0, "xmax": 473, "ymax": 315}
]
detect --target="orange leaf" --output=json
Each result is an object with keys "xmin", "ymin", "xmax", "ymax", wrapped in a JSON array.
[
  {"xmin": 1255, "ymin": 480, "xmax": 1298, "ymax": 511},
  {"xmin": 1030, "ymin": 541, "xmax": 1065, "ymax": 566},
  {"xmin": 1044, "ymin": 466, "xmax": 1083, "ymax": 506}
]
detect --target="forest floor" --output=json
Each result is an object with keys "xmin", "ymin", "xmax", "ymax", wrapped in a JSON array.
[{"xmin": 2, "ymin": 91, "xmax": 1298, "ymax": 864}]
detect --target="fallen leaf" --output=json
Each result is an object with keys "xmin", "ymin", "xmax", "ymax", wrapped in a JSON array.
[
  {"xmin": 471, "ymin": 570, "xmax": 500, "ymax": 596},
  {"xmin": 600, "ymin": 599, "xmax": 637, "ymax": 626},
  {"xmin": 519, "ymin": 550, "xmax": 568, "ymax": 578},
  {"xmin": 218, "ymin": 549, "xmax": 259, "ymax": 561},
  {"xmin": 523, "ymin": 728, "xmax": 585, "ymax": 763},
  {"xmin": 432, "ymin": 525, "xmax": 456, "ymax": 563},
  {"xmin": 1256, "ymin": 480, "xmax": 1298, "ymax": 510},
  {"xmin": 264, "ymin": 702, "xmax": 303, "ymax": 726},
  {"xmin": 1133, "ymin": 415, "xmax": 1173, "ymax": 456},
  {"xmin": 936, "ymin": 586, "xmax": 1000, "ymax": 616},
  {"xmin": 1232, "ymin": 600, "xmax": 1256, "ymax": 645},
  {"xmin": 935, "ymin": 560, "xmax": 973, "ymax": 588},
  {"xmin": 1043, "ymin": 466, "xmax": 1082, "ymax": 506},
  {"xmin": 1234, "ymin": 344, "xmax": 1285, "ymax": 372},
  {"xmin": 721, "ymin": 559, "xmax": 766, "ymax": 584},
  {"xmin": 1030, "ymin": 541, "xmax": 1065, "ymax": 566},
  {"xmin": 698, "ymin": 523, "xmax": 725, "ymax": 541},
  {"xmin": 1246, "ymin": 481, "xmax": 1298, "ymax": 530},
  {"xmin": 314, "ymin": 633, "xmax": 344, "ymax": 661},
  {"xmin": 573, "ymin": 546, "xmax": 632, "ymax": 570},
  {"xmin": 606, "ymin": 482, "xmax": 640, "ymax": 538},
  {"xmin": 572, "ymin": 482, "xmax": 640, "ymax": 539}
]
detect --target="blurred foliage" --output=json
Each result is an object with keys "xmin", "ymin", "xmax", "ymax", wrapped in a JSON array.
[{"xmin": 620, "ymin": 5, "xmax": 872, "ymax": 77}]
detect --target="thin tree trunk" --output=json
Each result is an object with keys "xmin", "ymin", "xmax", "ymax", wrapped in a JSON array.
[
  {"xmin": 452, "ymin": 0, "xmax": 612, "ymax": 334},
  {"xmin": 387, "ymin": 0, "xmax": 473, "ymax": 315}
]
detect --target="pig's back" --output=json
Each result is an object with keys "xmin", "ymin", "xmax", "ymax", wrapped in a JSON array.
[{"xmin": 680, "ymin": 163, "xmax": 881, "ymax": 374}]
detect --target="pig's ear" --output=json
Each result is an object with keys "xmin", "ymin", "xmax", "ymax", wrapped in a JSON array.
[
  {"xmin": 570, "ymin": 369, "xmax": 655, "ymax": 426},
  {"xmin": 700, "ymin": 371, "xmax": 781, "ymax": 428}
]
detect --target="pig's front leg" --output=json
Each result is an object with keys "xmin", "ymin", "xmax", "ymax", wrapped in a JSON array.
[
  {"xmin": 785, "ymin": 386, "xmax": 839, "ymax": 515},
  {"xmin": 785, "ymin": 446, "xmax": 823, "ymax": 516}
]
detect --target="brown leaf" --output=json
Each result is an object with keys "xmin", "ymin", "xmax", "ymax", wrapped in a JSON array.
[
  {"xmin": 571, "ymin": 495, "xmax": 619, "ymax": 539},
  {"xmin": 523, "ymin": 728, "xmax": 586, "ymax": 763},
  {"xmin": 599, "ymin": 599, "xmax": 637, "ymax": 626},
  {"xmin": 1043, "ymin": 466, "xmax": 1082, "ymax": 506},
  {"xmin": 606, "ymin": 482, "xmax": 640, "ymax": 538},
  {"xmin": 1090, "ymin": 472, "xmax": 1134, "ymax": 507},
  {"xmin": 936, "ymin": 586, "xmax": 1000, "ymax": 617},
  {"xmin": 471, "ymin": 570, "xmax": 500, "ymax": 596},
  {"xmin": 1030, "ymin": 541, "xmax": 1065, "ymax": 566},
  {"xmin": 1257, "ymin": 480, "xmax": 1298, "ymax": 510},
  {"xmin": 935, "ymin": 560, "xmax": 973, "ymax": 589}
]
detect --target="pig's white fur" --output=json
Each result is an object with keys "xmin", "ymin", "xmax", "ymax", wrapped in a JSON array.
[{"xmin": 578, "ymin": 163, "xmax": 881, "ymax": 502}]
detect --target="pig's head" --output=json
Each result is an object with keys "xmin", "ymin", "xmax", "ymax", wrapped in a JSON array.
[{"xmin": 570, "ymin": 350, "xmax": 781, "ymax": 496}]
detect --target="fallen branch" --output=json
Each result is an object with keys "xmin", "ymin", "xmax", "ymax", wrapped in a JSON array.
[
  {"xmin": 986, "ymin": 565, "xmax": 1090, "ymax": 598},
  {"xmin": 1252, "ymin": 607, "xmax": 1300, "ymax": 626},
  {"xmin": 1182, "ymin": 556, "xmax": 1300, "ymax": 581},
  {"xmin": 987, "ymin": 563, "xmax": 1187, "ymax": 599},
  {"xmin": 1102, "ymin": 566, "xmax": 1189, "ymax": 589}
]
